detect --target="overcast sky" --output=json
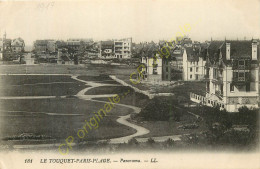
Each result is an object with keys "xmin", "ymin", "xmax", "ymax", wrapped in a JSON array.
[{"xmin": 0, "ymin": 0, "xmax": 259, "ymax": 46}]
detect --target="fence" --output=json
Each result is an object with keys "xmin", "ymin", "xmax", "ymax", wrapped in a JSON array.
[{"xmin": 190, "ymin": 92, "xmax": 225, "ymax": 109}]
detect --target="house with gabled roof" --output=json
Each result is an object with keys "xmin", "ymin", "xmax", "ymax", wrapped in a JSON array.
[
  {"xmin": 99, "ymin": 40, "xmax": 115, "ymax": 59},
  {"xmin": 140, "ymin": 42, "xmax": 162, "ymax": 82},
  {"xmin": 190, "ymin": 39, "xmax": 259, "ymax": 112},
  {"xmin": 182, "ymin": 42, "xmax": 208, "ymax": 81},
  {"xmin": 11, "ymin": 38, "xmax": 25, "ymax": 53}
]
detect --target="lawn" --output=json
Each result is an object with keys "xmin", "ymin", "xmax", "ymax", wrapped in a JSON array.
[
  {"xmin": 0, "ymin": 83, "xmax": 87, "ymax": 96},
  {"xmin": 0, "ymin": 73, "xmax": 137, "ymax": 146},
  {"xmin": 0, "ymin": 98, "xmax": 134, "ymax": 144},
  {"xmin": 85, "ymin": 86, "xmax": 132, "ymax": 95},
  {"xmin": 0, "ymin": 64, "xmax": 136, "ymax": 76},
  {"xmin": 0, "ymin": 75, "xmax": 78, "ymax": 85},
  {"xmin": 78, "ymin": 75, "xmax": 115, "ymax": 81},
  {"xmin": 171, "ymin": 81, "xmax": 206, "ymax": 99},
  {"xmin": 93, "ymin": 90, "xmax": 150, "ymax": 108},
  {"xmin": 0, "ymin": 75, "xmax": 87, "ymax": 96}
]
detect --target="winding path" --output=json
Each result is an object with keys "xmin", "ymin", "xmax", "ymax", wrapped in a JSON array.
[{"xmin": 71, "ymin": 75, "xmax": 150, "ymax": 144}]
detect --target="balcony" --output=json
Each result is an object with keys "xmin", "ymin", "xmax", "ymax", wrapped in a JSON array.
[
  {"xmin": 115, "ymin": 42, "xmax": 123, "ymax": 46},
  {"xmin": 115, "ymin": 51, "xmax": 122, "ymax": 54}
]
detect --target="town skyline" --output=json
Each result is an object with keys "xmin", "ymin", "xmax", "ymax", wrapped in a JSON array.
[{"xmin": 0, "ymin": 0, "xmax": 259, "ymax": 46}]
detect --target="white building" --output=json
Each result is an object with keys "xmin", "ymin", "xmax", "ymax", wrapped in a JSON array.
[
  {"xmin": 190, "ymin": 40, "xmax": 259, "ymax": 112},
  {"xmin": 114, "ymin": 38, "xmax": 132, "ymax": 59},
  {"xmin": 182, "ymin": 44, "xmax": 207, "ymax": 81},
  {"xmin": 11, "ymin": 38, "xmax": 25, "ymax": 53},
  {"xmin": 141, "ymin": 55, "xmax": 162, "ymax": 82}
]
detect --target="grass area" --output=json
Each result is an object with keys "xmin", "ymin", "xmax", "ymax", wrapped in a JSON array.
[
  {"xmin": 0, "ymin": 98, "xmax": 134, "ymax": 143},
  {"xmin": 78, "ymin": 75, "xmax": 113, "ymax": 81},
  {"xmin": 85, "ymin": 86, "xmax": 131, "ymax": 95},
  {"xmin": 0, "ymin": 74, "xmax": 138, "ymax": 146},
  {"xmin": 115, "ymin": 74, "xmax": 151, "ymax": 91},
  {"xmin": 171, "ymin": 81, "xmax": 206, "ymax": 99},
  {"xmin": 0, "ymin": 75, "xmax": 87, "ymax": 96},
  {"xmin": 132, "ymin": 115, "xmax": 204, "ymax": 138},
  {"xmin": 93, "ymin": 90, "xmax": 150, "ymax": 108},
  {"xmin": 0, "ymin": 83, "xmax": 87, "ymax": 96},
  {"xmin": 0, "ymin": 64, "xmax": 136, "ymax": 76},
  {"xmin": 0, "ymin": 75, "xmax": 79, "ymax": 85},
  {"xmin": 127, "ymin": 96, "xmax": 206, "ymax": 137}
]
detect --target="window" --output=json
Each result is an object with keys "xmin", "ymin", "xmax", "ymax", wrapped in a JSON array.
[
  {"xmin": 190, "ymin": 68, "xmax": 192, "ymax": 72},
  {"xmin": 196, "ymin": 67, "xmax": 198, "ymax": 72},
  {"xmin": 238, "ymin": 72, "xmax": 245, "ymax": 81},
  {"xmin": 213, "ymin": 68, "xmax": 216, "ymax": 78},
  {"xmin": 206, "ymin": 82, "xmax": 210, "ymax": 92},
  {"xmin": 230, "ymin": 84, "xmax": 234, "ymax": 92},
  {"xmin": 190, "ymin": 75, "xmax": 192, "ymax": 79},
  {"xmin": 166, "ymin": 67, "xmax": 168, "ymax": 72},
  {"xmin": 238, "ymin": 60, "xmax": 245, "ymax": 69},
  {"xmin": 233, "ymin": 72, "xmax": 238, "ymax": 80},
  {"xmin": 196, "ymin": 61, "xmax": 198, "ymax": 65},
  {"xmin": 246, "ymin": 83, "xmax": 250, "ymax": 92},
  {"xmin": 239, "ymin": 60, "xmax": 245, "ymax": 66},
  {"xmin": 153, "ymin": 68, "xmax": 158, "ymax": 74}
]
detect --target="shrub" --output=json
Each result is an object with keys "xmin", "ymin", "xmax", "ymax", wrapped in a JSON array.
[
  {"xmin": 182, "ymin": 134, "xmax": 199, "ymax": 145},
  {"xmin": 137, "ymin": 97, "xmax": 181, "ymax": 121},
  {"xmin": 146, "ymin": 138, "xmax": 155, "ymax": 145},
  {"xmin": 128, "ymin": 138, "xmax": 139, "ymax": 145},
  {"xmin": 164, "ymin": 138, "xmax": 175, "ymax": 148}
]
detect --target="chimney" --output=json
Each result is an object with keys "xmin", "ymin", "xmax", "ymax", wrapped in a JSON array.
[
  {"xmin": 252, "ymin": 41, "xmax": 257, "ymax": 60},
  {"xmin": 226, "ymin": 42, "xmax": 230, "ymax": 60}
]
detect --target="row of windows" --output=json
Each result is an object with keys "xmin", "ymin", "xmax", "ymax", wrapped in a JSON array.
[
  {"xmin": 190, "ymin": 61, "xmax": 199, "ymax": 65},
  {"xmin": 190, "ymin": 67, "xmax": 199, "ymax": 72},
  {"xmin": 190, "ymin": 75, "xmax": 199, "ymax": 80}
]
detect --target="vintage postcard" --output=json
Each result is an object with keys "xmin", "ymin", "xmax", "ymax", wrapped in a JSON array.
[{"xmin": 0, "ymin": 0, "xmax": 260, "ymax": 169}]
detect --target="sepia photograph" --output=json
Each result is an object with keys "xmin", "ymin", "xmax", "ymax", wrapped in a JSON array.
[{"xmin": 0, "ymin": 0, "xmax": 259, "ymax": 169}]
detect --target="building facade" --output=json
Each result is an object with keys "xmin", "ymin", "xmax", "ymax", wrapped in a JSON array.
[
  {"xmin": 11, "ymin": 38, "xmax": 25, "ymax": 53},
  {"xmin": 182, "ymin": 45, "xmax": 207, "ymax": 81},
  {"xmin": 139, "ymin": 42, "xmax": 162, "ymax": 82},
  {"xmin": 191, "ymin": 40, "xmax": 259, "ymax": 112},
  {"xmin": 33, "ymin": 40, "xmax": 48, "ymax": 53},
  {"xmin": 46, "ymin": 40, "xmax": 57, "ymax": 53},
  {"xmin": 114, "ymin": 38, "xmax": 132, "ymax": 59},
  {"xmin": 141, "ymin": 55, "xmax": 162, "ymax": 82},
  {"xmin": 100, "ymin": 40, "xmax": 115, "ymax": 58},
  {"xmin": 99, "ymin": 38, "xmax": 132, "ymax": 59},
  {"xmin": 0, "ymin": 32, "xmax": 24, "ymax": 60}
]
